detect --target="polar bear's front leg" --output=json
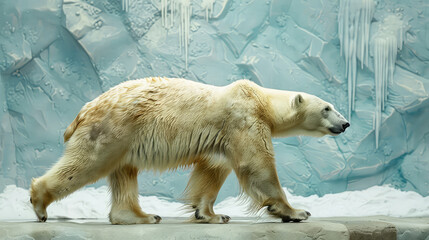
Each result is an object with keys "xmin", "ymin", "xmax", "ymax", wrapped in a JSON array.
[
  {"xmin": 231, "ymin": 131, "xmax": 311, "ymax": 222},
  {"xmin": 234, "ymin": 158, "xmax": 311, "ymax": 222},
  {"xmin": 184, "ymin": 160, "xmax": 232, "ymax": 224},
  {"xmin": 108, "ymin": 165, "xmax": 161, "ymax": 224}
]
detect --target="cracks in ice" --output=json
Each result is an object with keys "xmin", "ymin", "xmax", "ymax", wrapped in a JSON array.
[
  {"xmin": 6, "ymin": 109, "xmax": 19, "ymax": 177},
  {"xmin": 59, "ymin": 26, "xmax": 104, "ymax": 94}
]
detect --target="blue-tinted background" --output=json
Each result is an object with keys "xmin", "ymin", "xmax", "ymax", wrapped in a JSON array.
[{"xmin": 0, "ymin": 0, "xmax": 428, "ymax": 202}]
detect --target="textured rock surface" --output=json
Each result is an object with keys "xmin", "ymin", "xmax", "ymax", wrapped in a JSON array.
[
  {"xmin": 1, "ymin": 217, "xmax": 428, "ymax": 240},
  {"xmin": 0, "ymin": 0, "xmax": 428, "ymax": 200}
]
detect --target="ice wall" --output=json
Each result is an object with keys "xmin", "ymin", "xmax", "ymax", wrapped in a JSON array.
[{"xmin": 0, "ymin": 0, "xmax": 428, "ymax": 201}]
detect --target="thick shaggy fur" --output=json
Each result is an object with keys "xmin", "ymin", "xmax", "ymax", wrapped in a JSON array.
[{"xmin": 30, "ymin": 77, "xmax": 348, "ymax": 224}]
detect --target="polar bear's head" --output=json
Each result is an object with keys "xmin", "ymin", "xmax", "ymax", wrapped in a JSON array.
[{"xmin": 289, "ymin": 93, "xmax": 350, "ymax": 137}]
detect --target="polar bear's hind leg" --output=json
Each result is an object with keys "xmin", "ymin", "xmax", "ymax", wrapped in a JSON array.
[{"xmin": 184, "ymin": 160, "xmax": 232, "ymax": 224}]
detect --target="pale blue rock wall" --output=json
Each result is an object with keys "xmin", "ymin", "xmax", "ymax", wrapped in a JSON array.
[{"xmin": 0, "ymin": 0, "xmax": 428, "ymax": 201}]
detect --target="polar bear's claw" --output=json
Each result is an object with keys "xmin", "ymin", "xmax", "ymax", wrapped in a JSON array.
[
  {"xmin": 154, "ymin": 215, "xmax": 162, "ymax": 223},
  {"xmin": 195, "ymin": 209, "xmax": 204, "ymax": 220},
  {"xmin": 221, "ymin": 215, "xmax": 231, "ymax": 223}
]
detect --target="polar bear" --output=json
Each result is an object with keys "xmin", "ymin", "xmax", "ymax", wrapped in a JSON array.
[{"xmin": 30, "ymin": 77, "xmax": 349, "ymax": 224}]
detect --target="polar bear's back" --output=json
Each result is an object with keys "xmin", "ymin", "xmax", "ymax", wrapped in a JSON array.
[
  {"xmin": 72, "ymin": 77, "xmax": 222, "ymax": 128},
  {"xmin": 65, "ymin": 77, "xmax": 232, "ymax": 171}
]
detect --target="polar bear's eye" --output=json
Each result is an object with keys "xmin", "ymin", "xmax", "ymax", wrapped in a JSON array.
[{"xmin": 324, "ymin": 107, "xmax": 330, "ymax": 111}]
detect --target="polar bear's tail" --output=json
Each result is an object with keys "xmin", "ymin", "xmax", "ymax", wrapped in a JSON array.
[{"xmin": 64, "ymin": 114, "xmax": 81, "ymax": 142}]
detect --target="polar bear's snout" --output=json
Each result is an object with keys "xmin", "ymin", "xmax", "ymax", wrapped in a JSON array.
[
  {"xmin": 326, "ymin": 108, "xmax": 350, "ymax": 135},
  {"xmin": 329, "ymin": 120, "xmax": 350, "ymax": 134}
]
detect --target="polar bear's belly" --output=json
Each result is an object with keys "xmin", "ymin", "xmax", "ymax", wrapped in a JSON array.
[{"xmin": 124, "ymin": 125, "xmax": 228, "ymax": 170}]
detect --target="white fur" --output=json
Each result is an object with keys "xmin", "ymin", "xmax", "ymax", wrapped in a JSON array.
[{"xmin": 30, "ymin": 77, "xmax": 348, "ymax": 224}]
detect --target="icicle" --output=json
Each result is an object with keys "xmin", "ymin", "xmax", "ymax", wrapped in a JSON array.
[
  {"xmin": 174, "ymin": 0, "xmax": 192, "ymax": 69},
  {"xmin": 162, "ymin": 0, "xmax": 166, "ymax": 27},
  {"xmin": 371, "ymin": 14, "xmax": 405, "ymax": 148},
  {"xmin": 338, "ymin": 0, "xmax": 375, "ymax": 120},
  {"xmin": 162, "ymin": 0, "xmax": 176, "ymax": 28},
  {"xmin": 202, "ymin": 0, "xmax": 215, "ymax": 21},
  {"xmin": 160, "ymin": 0, "xmax": 192, "ymax": 69},
  {"xmin": 122, "ymin": 0, "xmax": 129, "ymax": 12}
]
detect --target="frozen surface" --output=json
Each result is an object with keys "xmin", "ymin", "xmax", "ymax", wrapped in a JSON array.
[
  {"xmin": 1, "ymin": 184, "xmax": 429, "ymax": 220},
  {"xmin": 0, "ymin": 0, "xmax": 429, "ymax": 201}
]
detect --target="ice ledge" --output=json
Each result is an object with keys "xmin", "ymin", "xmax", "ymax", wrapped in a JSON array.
[{"xmin": 1, "ymin": 217, "xmax": 428, "ymax": 240}]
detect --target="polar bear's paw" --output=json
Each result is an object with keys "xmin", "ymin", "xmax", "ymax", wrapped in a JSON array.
[
  {"xmin": 151, "ymin": 214, "xmax": 163, "ymax": 224},
  {"xmin": 281, "ymin": 209, "xmax": 311, "ymax": 223},
  {"xmin": 267, "ymin": 205, "xmax": 311, "ymax": 222},
  {"xmin": 191, "ymin": 209, "xmax": 231, "ymax": 224},
  {"xmin": 109, "ymin": 210, "xmax": 162, "ymax": 224}
]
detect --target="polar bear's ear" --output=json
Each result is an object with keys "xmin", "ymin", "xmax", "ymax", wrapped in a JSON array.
[{"xmin": 292, "ymin": 94, "xmax": 304, "ymax": 108}]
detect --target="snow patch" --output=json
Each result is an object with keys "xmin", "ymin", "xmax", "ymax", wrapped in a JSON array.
[{"xmin": 1, "ymin": 185, "xmax": 428, "ymax": 220}]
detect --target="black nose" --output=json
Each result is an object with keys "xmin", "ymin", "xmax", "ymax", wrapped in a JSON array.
[{"xmin": 342, "ymin": 122, "xmax": 350, "ymax": 131}]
